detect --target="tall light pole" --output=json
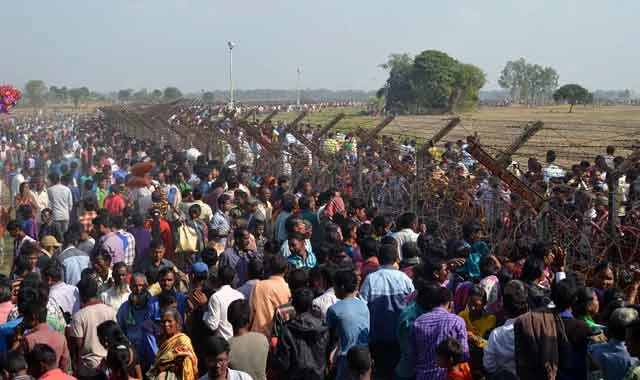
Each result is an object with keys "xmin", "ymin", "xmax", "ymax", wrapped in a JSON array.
[
  {"xmin": 296, "ymin": 67, "xmax": 302, "ymax": 107},
  {"xmin": 227, "ymin": 41, "xmax": 236, "ymax": 109}
]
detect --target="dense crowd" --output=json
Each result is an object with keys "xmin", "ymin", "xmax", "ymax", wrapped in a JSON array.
[{"xmin": 0, "ymin": 110, "xmax": 639, "ymax": 380}]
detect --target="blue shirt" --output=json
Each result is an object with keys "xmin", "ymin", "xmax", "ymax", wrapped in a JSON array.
[
  {"xmin": 274, "ymin": 211, "xmax": 292, "ymax": 245},
  {"xmin": 396, "ymin": 301, "xmax": 427, "ymax": 379},
  {"xmin": 462, "ymin": 240, "xmax": 490, "ymax": 278},
  {"xmin": 0, "ymin": 317, "xmax": 22, "ymax": 352},
  {"xmin": 57, "ymin": 246, "xmax": 91, "ymax": 286},
  {"xmin": 287, "ymin": 250, "xmax": 317, "ymax": 269},
  {"xmin": 588, "ymin": 339, "xmax": 637, "ymax": 380},
  {"xmin": 218, "ymin": 248, "xmax": 262, "ymax": 286},
  {"xmin": 116, "ymin": 300, "xmax": 159, "ymax": 371},
  {"xmin": 279, "ymin": 239, "xmax": 313, "ymax": 258},
  {"xmin": 360, "ymin": 266, "xmax": 415, "ymax": 343},
  {"xmin": 326, "ymin": 298, "xmax": 370, "ymax": 356},
  {"xmin": 150, "ymin": 292, "xmax": 187, "ymax": 319}
]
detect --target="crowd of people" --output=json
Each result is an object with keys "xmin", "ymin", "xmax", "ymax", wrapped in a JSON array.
[{"xmin": 0, "ymin": 109, "xmax": 639, "ymax": 380}]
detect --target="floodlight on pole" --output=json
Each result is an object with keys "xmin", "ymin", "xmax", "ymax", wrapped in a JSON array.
[
  {"xmin": 296, "ymin": 67, "xmax": 302, "ymax": 107},
  {"xmin": 227, "ymin": 41, "xmax": 236, "ymax": 109}
]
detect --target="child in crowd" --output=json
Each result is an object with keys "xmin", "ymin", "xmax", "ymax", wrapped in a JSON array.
[
  {"xmin": 437, "ymin": 337, "xmax": 473, "ymax": 380},
  {"xmin": 347, "ymin": 345, "xmax": 373, "ymax": 380},
  {"xmin": 459, "ymin": 285, "xmax": 496, "ymax": 377},
  {"xmin": 2, "ymin": 350, "xmax": 34, "ymax": 380}
]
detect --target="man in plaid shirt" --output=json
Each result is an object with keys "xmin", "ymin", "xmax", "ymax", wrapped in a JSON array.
[
  {"xmin": 78, "ymin": 198, "xmax": 98, "ymax": 236},
  {"xmin": 114, "ymin": 215, "xmax": 136, "ymax": 268}
]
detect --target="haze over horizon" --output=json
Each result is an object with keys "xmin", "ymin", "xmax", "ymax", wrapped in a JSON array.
[{"xmin": 4, "ymin": 0, "xmax": 639, "ymax": 93}]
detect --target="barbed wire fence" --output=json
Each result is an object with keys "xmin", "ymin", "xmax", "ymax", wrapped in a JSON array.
[{"xmin": 100, "ymin": 101, "xmax": 640, "ymax": 275}]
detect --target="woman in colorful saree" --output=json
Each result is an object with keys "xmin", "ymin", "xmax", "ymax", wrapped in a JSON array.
[{"xmin": 147, "ymin": 308, "xmax": 198, "ymax": 380}]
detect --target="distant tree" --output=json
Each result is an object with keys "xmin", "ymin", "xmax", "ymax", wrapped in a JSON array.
[
  {"xmin": 163, "ymin": 87, "xmax": 182, "ymax": 101},
  {"xmin": 68, "ymin": 87, "xmax": 90, "ymax": 107},
  {"xmin": 132, "ymin": 89, "xmax": 148, "ymax": 103},
  {"xmin": 553, "ymin": 84, "xmax": 593, "ymax": 113},
  {"xmin": 118, "ymin": 89, "xmax": 133, "ymax": 103},
  {"xmin": 202, "ymin": 91, "xmax": 215, "ymax": 103},
  {"xmin": 379, "ymin": 51, "xmax": 484, "ymax": 113},
  {"xmin": 499, "ymin": 58, "xmax": 558, "ymax": 104},
  {"xmin": 25, "ymin": 80, "xmax": 48, "ymax": 107},
  {"xmin": 150, "ymin": 89, "xmax": 163, "ymax": 103},
  {"xmin": 451, "ymin": 63, "xmax": 486, "ymax": 110},
  {"xmin": 90, "ymin": 91, "xmax": 107, "ymax": 102},
  {"xmin": 48, "ymin": 86, "xmax": 68, "ymax": 104}
]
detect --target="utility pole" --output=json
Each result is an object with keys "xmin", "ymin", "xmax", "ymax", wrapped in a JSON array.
[
  {"xmin": 227, "ymin": 41, "xmax": 236, "ymax": 109},
  {"xmin": 296, "ymin": 67, "xmax": 302, "ymax": 107}
]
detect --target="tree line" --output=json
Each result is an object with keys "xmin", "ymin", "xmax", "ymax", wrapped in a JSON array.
[
  {"xmin": 21, "ymin": 80, "xmax": 375, "ymax": 109},
  {"xmin": 377, "ymin": 52, "xmax": 596, "ymax": 113},
  {"xmin": 23, "ymin": 80, "xmax": 185, "ymax": 108}
]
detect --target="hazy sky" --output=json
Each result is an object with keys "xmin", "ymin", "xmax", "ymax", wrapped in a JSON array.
[{"xmin": 3, "ymin": 0, "xmax": 639, "ymax": 92}]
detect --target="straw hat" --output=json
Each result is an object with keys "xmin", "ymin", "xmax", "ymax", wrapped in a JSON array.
[{"xmin": 41, "ymin": 235, "xmax": 61, "ymax": 248}]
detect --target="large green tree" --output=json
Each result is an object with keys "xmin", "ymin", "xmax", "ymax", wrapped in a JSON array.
[
  {"xmin": 163, "ymin": 87, "xmax": 182, "ymax": 101},
  {"xmin": 553, "ymin": 84, "xmax": 593, "ymax": 113},
  {"xmin": 378, "ymin": 50, "xmax": 485, "ymax": 113},
  {"xmin": 499, "ymin": 58, "xmax": 559, "ymax": 104},
  {"xmin": 25, "ymin": 80, "xmax": 48, "ymax": 107}
]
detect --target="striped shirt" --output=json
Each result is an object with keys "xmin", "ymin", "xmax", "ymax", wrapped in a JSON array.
[
  {"xmin": 359, "ymin": 266, "xmax": 414, "ymax": 343},
  {"xmin": 116, "ymin": 230, "xmax": 136, "ymax": 267},
  {"xmin": 78, "ymin": 211, "xmax": 97, "ymax": 235},
  {"xmin": 412, "ymin": 307, "xmax": 468, "ymax": 380}
]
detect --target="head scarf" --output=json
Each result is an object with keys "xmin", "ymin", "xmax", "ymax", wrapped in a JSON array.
[{"xmin": 148, "ymin": 332, "xmax": 198, "ymax": 380}]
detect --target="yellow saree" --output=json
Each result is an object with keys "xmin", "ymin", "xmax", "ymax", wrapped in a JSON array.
[{"xmin": 148, "ymin": 333, "xmax": 198, "ymax": 380}]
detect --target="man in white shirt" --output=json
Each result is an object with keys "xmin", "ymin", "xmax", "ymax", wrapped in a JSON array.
[
  {"xmin": 30, "ymin": 176, "xmax": 49, "ymax": 223},
  {"xmin": 542, "ymin": 150, "xmax": 566, "ymax": 183},
  {"xmin": 47, "ymin": 172, "xmax": 73, "ymax": 233},
  {"xmin": 8, "ymin": 220, "xmax": 36, "ymax": 270},
  {"xmin": 10, "ymin": 168, "xmax": 25, "ymax": 207},
  {"xmin": 203, "ymin": 265, "xmax": 244, "ymax": 340},
  {"xmin": 483, "ymin": 280, "xmax": 529, "ymax": 377},
  {"xmin": 43, "ymin": 260, "xmax": 80, "ymax": 316},
  {"xmin": 99, "ymin": 262, "xmax": 131, "ymax": 312},
  {"xmin": 392, "ymin": 212, "xmax": 420, "ymax": 260},
  {"xmin": 312, "ymin": 265, "xmax": 338, "ymax": 320}
]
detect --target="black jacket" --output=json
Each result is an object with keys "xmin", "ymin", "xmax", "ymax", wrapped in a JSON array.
[{"xmin": 271, "ymin": 311, "xmax": 330, "ymax": 380}]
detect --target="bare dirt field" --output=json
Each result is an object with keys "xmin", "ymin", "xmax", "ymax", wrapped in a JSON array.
[{"xmin": 272, "ymin": 105, "xmax": 640, "ymax": 167}]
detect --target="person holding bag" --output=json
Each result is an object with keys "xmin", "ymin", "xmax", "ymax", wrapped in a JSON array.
[{"xmin": 175, "ymin": 205, "xmax": 207, "ymax": 272}]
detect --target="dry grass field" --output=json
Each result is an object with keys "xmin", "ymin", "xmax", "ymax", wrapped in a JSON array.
[{"xmin": 272, "ymin": 104, "xmax": 640, "ymax": 167}]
